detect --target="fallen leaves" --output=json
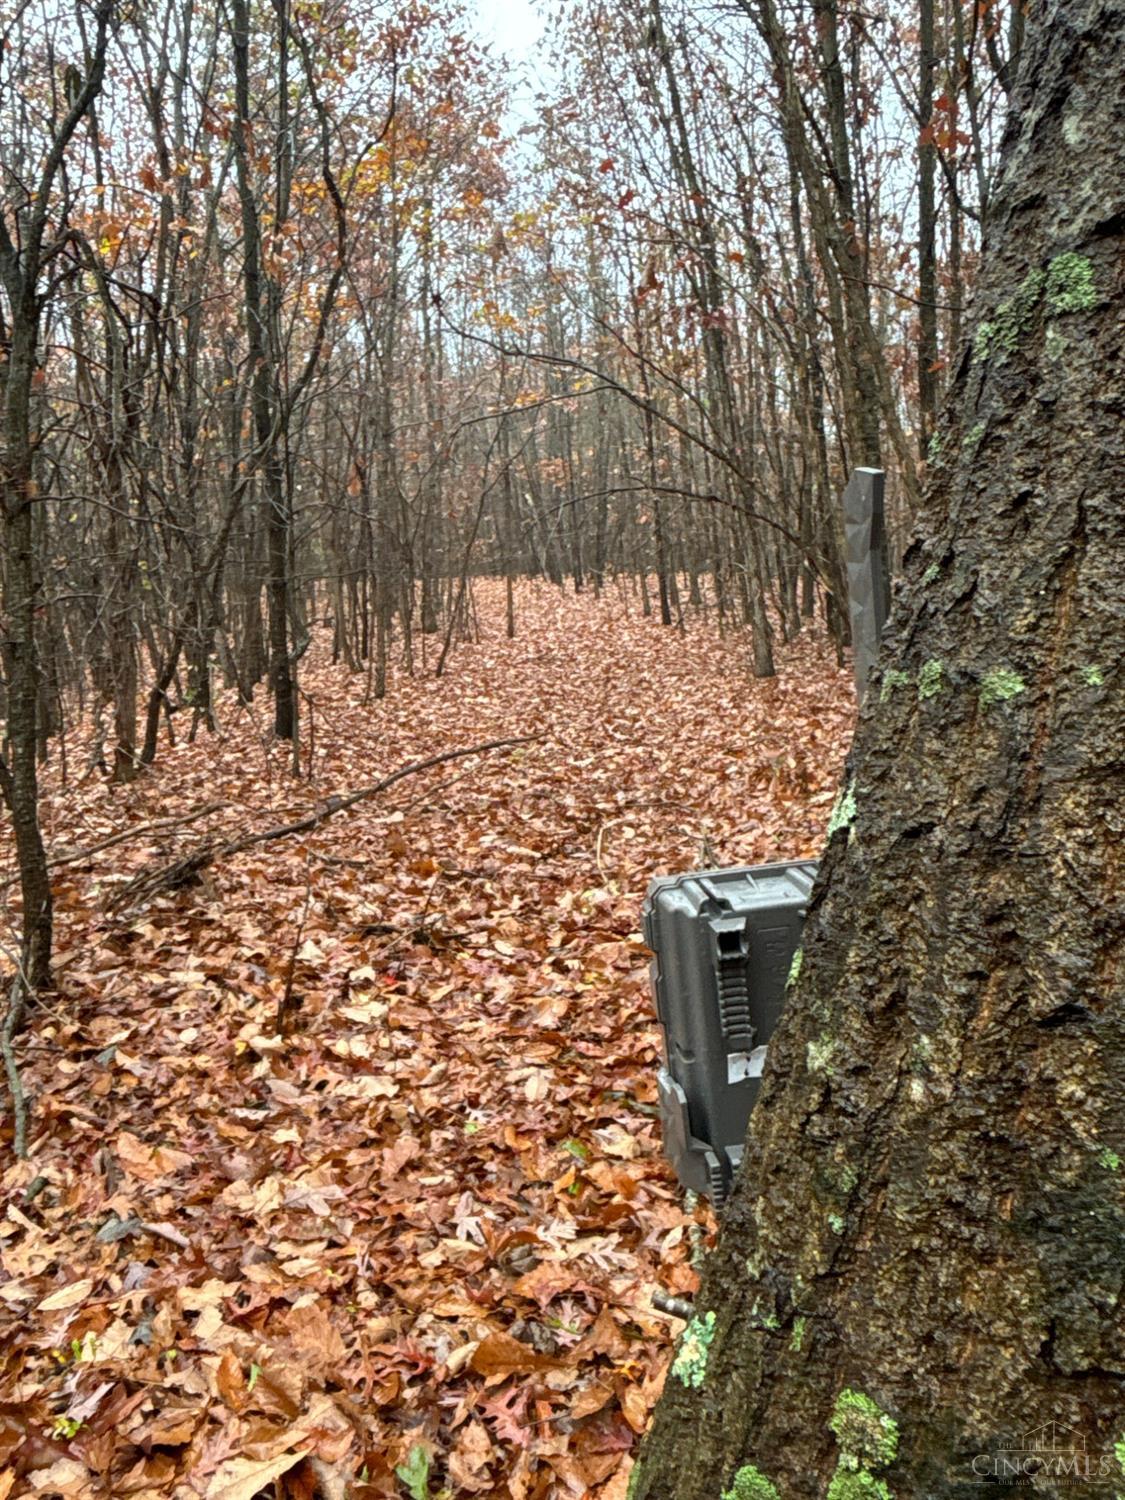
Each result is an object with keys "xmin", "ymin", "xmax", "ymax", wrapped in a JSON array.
[
  {"xmin": 114, "ymin": 1131, "xmax": 194, "ymax": 1182},
  {"xmin": 0, "ymin": 582, "xmax": 854, "ymax": 1497}
]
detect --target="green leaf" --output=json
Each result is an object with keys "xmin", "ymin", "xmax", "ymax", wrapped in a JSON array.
[{"xmin": 396, "ymin": 1442, "xmax": 432, "ymax": 1500}]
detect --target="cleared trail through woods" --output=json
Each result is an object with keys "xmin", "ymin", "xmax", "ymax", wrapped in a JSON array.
[{"xmin": 0, "ymin": 582, "xmax": 853, "ymax": 1497}]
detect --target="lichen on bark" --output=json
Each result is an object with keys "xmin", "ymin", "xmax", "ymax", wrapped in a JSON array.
[
  {"xmin": 1045, "ymin": 252, "xmax": 1097, "ymax": 314},
  {"xmin": 671, "ymin": 1311, "xmax": 717, "ymax": 1388},
  {"xmin": 916, "ymin": 659, "xmax": 943, "ymax": 698},
  {"xmin": 978, "ymin": 667, "xmax": 1026, "ymax": 706},
  {"xmin": 722, "ymin": 1465, "xmax": 781, "ymax": 1500}
]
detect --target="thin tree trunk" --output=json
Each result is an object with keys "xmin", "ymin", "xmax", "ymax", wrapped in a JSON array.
[
  {"xmin": 0, "ymin": 0, "xmax": 111, "ymax": 995},
  {"xmin": 917, "ymin": 0, "xmax": 939, "ymax": 457}
]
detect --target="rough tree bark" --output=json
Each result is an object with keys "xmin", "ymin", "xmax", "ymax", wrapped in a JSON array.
[{"xmin": 634, "ymin": 2, "xmax": 1124, "ymax": 1496}]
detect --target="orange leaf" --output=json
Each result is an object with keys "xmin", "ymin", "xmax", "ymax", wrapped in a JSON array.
[
  {"xmin": 216, "ymin": 1350, "xmax": 246, "ymax": 1410},
  {"xmin": 469, "ymin": 1332, "xmax": 565, "ymax": 1381}
]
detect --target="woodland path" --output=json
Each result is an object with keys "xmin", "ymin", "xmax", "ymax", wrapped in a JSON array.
[{"xmin": 0, "ymin": 581, "xmax": 853, "ymax": 1498}]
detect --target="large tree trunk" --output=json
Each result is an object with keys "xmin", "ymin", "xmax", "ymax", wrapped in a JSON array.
[{"xmin": 635, "ymin": 2, "xmax": 1125, "ymax": 1496}]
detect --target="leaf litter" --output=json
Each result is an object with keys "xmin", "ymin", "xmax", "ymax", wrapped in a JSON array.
[{"xmin": 0, "ymin": 582, "xmax": 853, "ymax": 1498}]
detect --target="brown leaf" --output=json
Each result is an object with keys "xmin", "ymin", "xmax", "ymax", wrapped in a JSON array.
[
  {"xmin": 138, "ymin": 1407, "xmax": 200, "ymax": 1447},
  {"xmin": 469, "ymin": 1332, "xmax": 565, "ymax": 1381},
  {"xmin": 284, "ymin": 1302, "xmax": 347, "ymax": 1376},
  {"xmin": 115, "ymin": 1131, "xmax": 192, "ymax": 1180},
  {"xmin": 381, "ymin": 1134, "xmax": 421, "ymax": 1177},
  {"xmin": 510, "ymin": 1262, "xmax": 581, "ymax": 1308},
  {"xmin": 216, "ymin": 1350, "xmax": 247, "ymax": 1411},
  {"xmin": 569, "ymin": 1381, "xmax": 614, "ymax": 1420},
  {"xmin": 447, "ymin": 1417, "xmax": 494, "ymax": 1489},
  {"xmin": 617, "ymin": 1381, "xmax": 648, "ymax": 1433}
]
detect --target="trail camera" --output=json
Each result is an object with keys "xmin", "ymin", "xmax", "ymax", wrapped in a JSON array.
[
  {"xmin": 643, "ymin": 861, "xmax": 816, "ymax": 1202},
  {"xmin": 643, "ymin": 469, "xmax": 886, "ymax": 1202}
]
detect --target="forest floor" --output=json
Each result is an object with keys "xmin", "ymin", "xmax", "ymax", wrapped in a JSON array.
[{"xmin": 0, "ymin": 580, "xmax": 854, "ymax": 1500}]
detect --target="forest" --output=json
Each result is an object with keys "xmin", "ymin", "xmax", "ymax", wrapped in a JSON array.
[{"xmin": 1, "ymin": 0, "xmax": 1121, "ymax": 1495}]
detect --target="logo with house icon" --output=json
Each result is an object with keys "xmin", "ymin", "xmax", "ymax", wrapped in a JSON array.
[{"xmin": 1000, "ymin": 1421, "xmax": 1086, "ymax": 1456}]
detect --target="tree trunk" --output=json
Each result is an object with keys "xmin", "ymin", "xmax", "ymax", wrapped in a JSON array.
[
  {"xmin": 635, "ymin": 2, "xmax": 1125, "ymax": 1495},
  {"xmin": 230, "ymin": 0, "xmax": 296, "ymax": 741},
  {"xmin": 0, "ymin": 0, "xmax": 110, "ymax": 1000},
  {"xmin": 1, "ymin": 473, "xmax": 53, "ymax": 994}
]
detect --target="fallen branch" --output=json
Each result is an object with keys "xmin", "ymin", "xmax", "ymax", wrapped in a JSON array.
[
  {"xmin": 0, "ymin": 800, "xmax": 228, "ymax": 895},
  {"xmin": 107, "ymin": 734, "xmax": 541, "ymax": 912}
]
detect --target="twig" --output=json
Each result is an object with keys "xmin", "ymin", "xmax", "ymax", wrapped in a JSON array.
[
  {"xmin": 231, "ymin": 735, "xmax": 540, "ymax": 852},
  {"xmin": 381, "ymin": 869, "xmax": 447, "ymax": 956},
  {"xmin": 595, "ymin": 815, "xmax": 638, "ymax": 879},
  {"xmin": 308, "ymin": 852, "xmax": 368, "ymax": 870},
  {"xmin": 300, "ymin": 688, "xmax": 317, "ymax": 781},
  {"xmin": 141, "ymin": 1220, "xmax": 191, "ymax": 1250},
  {"xmin": 413, "ymin": 870, "xmax": 444, "ymax": 935},
  {"xmin": 395, "ymin": 767, "xmax": 477, "ymax": 816}
]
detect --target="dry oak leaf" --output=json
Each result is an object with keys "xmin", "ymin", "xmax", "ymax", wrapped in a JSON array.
[
  {"xmin": 447, "ymin": 1419, "xmax": 495, "ymax": 1491},
  {"xmin": 108, "ymin": 1452, "xmax": 180, "ymax": 1492},
  {"xmin": 136, "ymin": 1406, "xmax": 200, "ymax": 1447},
  {"xmin": 568, "ymin": 1381, "xmax": 614, "ymax": 1420},
  {"xmin": 218, "ymin": 1176, "xmax": 282, "ymax": 1217},
  {"xmin": 578, "ymin": 1308, "xmax": 630, "ymax": 1361},
  {"xmin": 544, "ymin": 1452, "xmax": 588, "ymax": 1496},
  {"xmin": 601, "ymin": 1461, "xmax": 635, "ymax": 1500},
  {"xmin": 592, "ymin": 1124, "xmax": 638, "ymax": 1160},
  {"xmin": 381, "ymin": 1134, "xmax": 422, "ymax": 1178},
  {"xmin": 510, "ymin": 1262, "xmax": 582, "ymax": 1308},
  {"xmin": 180, "ymin": 1279, "xmax": 238, "ymax": 1312},
  {"xmin": 618, "ymin": 1381, "xmax": 649, "ymax": 1434}
]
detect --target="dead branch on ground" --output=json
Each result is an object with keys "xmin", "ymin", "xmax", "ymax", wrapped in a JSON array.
[
  {"xmin": 0, "ymin": 801, "xmax": 228, "ymax": 895},
  {"xmin": 107, "ymin": 735, "xmax": 542, "ymax": 913}
]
